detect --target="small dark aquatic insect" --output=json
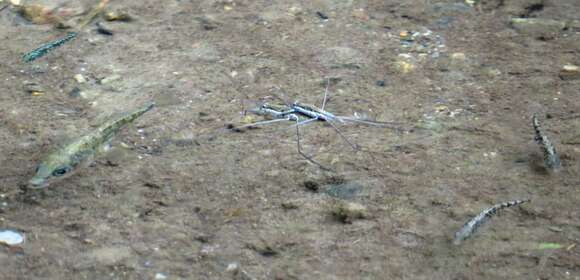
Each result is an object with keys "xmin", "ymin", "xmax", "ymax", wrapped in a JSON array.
[
  {"xmin": 96, "ymin": 22, "xmax": 114, "ymax": 36},
  {"xmin": 453, "ymin": 199, "xmax": 530, "ymax": 245},
  {"xmin": 316, "ymin": 11, "xmax": 329, "ymax": 20},
  {"xmin": 532, "ymin": 114, "xmax": 561, "ymax": 170},
  {"xmin": 22, "ymin": 32, "xmax": 78, "ymax": 62}
]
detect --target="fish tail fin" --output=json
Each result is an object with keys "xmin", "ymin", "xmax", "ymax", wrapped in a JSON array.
[
  {"xmin": 129, "ymin": 101, "xmax": 155, "ymax": 121},
  {"xmin": 100, "ymin": 102, "xmax": 155, "ymax": 136},
  {"xmin": 498, "ymin": 199, "xmax": 530, "ymax": 211}
]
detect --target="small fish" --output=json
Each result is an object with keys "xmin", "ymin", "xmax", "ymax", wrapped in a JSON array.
[
  {"xmin": 532, "ymin": 114, "xmax": 561, "ymax": 170},
  {"xmin": 453, "ymin": 199, "xmax": 530, "ymax": 245},
  {"xmin": 22, "ymin": 32, "xmax": 78, "ymax": 63},
  {"xmin": 28, "ymin": 103, "xmax": 154, "ymax": 189}
]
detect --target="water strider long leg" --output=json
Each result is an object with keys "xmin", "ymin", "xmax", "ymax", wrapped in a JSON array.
[
  {"xmin": 234, "ymin": 118, "xmax": 291, "ymax": 130},
  {"xmin": 321, "ymin": 78, "xmax": 330, "ymax": 111},
  {"xmin": 288, "ymin": 117, "xmax": 318, "ymax": 128},
  {"xmin": 337, "ymin": 116, "xmax": 409, "ymax": 132},
  {"xmin": 292, "ymin": 103, "xmax": 359, "ymax": 151},
  {"xmin": 325, "ymin": 119, "xmax": 359, "ymax": 151},
  {"xmin": 294, "ymin": 118, "xmax": 331, "ymax": 170}
]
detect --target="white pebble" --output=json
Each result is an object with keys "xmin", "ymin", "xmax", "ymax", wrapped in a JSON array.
[
  {"xmin": 154, "ymin": 273, "xmax": 167, "ymax": 280},
  {"xmin": 0, "ymin": 229, "xmax": 24, "ymax": 246},
  {"xmin": 74, "ymin": 74, "xmax": 87, "ymax": 83},
  {"xmin": 226, "ymin": 262, "xmax": 239, "ymax": 272}
]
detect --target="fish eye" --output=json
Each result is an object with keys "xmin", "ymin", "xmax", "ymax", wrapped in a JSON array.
[{"xmin": 52, "ymin": 166, "xmax": 70, "ymax": 177}]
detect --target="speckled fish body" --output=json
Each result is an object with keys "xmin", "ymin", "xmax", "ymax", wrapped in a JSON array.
[
  {"xmin": 22, "ymin": 32, "xmax": 78, "ymax": 62},
  {"xmin": 28, "ymin": 103, "xmax": 154, "ymax": 189},
  {"xmin": 532, "ymin": 114, "xmax": 561, "ymax": 170},
  {"xmin": 453, "ymin": 199, "xmax": 529, "ymax": 245}
]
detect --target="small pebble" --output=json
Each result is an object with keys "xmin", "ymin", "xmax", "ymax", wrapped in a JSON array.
[
  {"xmin": 303, "ymin": 181, "xmax": 320, "ymax": 192},
  {"xmin": 465, "ymin": 0, "xmax": 476, "ymax": 6},
  {"xmin": 68, "ymin": 87, "xmax": 82, "ymax": 98},
  {"xmin": 74, "ymin": 74, "xmax": 87, "ymax": 83},
  {"xmin": 567, "ymin": 20, "xmax": 580, "ymax": 31},
  {"xmin": 99, "ymin": 74, "xmax": 121, "ymax": 85},
  {"xmin": 399, "ymin": 30, "xmax": 413, "ymax": 41},
  {"xmin": 560, "ymin": 64, "xmax": 580, "ymax": 80},
  {"xmin": 351, "ymin": 9, "xmax": 369, "ymax": 21},
  {"xmin": 394, "ymin": 60, "xmax": 415, "ymax": 74},
  {"xmin": 331, "ymin": 201, "xmax": 368, "ymax": 223},
  {"xmin": 18, "ymin": 4, "xmax": 56, "ymax": 24},
  {"xmin": 103, "ymin": 9, "xmax": 133, "ymax": 22},
  {"xmin": 226, "ymin": 262, "xmax": 239, "ymax": 272},
  {"xmin": 195, "ymin": 15, "xmax": 220, "ymax": 30},
  {"xmin": 548, "ymin": 226, "xmax": 563, "ymax": 232},
  {"xmin": 510, "ymin": 18, "xmax": 566, "ymax": 39},
  {"xmin": 324, "ymin": 182, "xmax": 362, "ymax": 200},
  {"xmin": 318, "ymin": 46, "xmax": 365, "ymax": 69},
  {"xmin": 0, "ymin": 229, "xmax": 25, "ymax": 246},
  {"xmin": 451, "ymin": 52, "xmax": 466, "ymax": 60},
  {"xmin": 23, "ymin": 82, "xmax": 44, "ymax": 94},
  {"xmin": 288, "ymin": 6, "xmax": 303, "ymax": 16},
  {"xmin": 281, "ymin": 201, "xmax": 299, "ymax": 210},
  {"xmin": 154, "ymin": 273, "xmax": 167, "ymax": 280}
]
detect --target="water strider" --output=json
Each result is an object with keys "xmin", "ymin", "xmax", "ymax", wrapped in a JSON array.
[{"xmin": 232, "ymin": 80, "xmax": 409, "ymax": 169}]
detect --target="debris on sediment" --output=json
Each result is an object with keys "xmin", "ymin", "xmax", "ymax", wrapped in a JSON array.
[
  {"xmin": 246, "ymin": 239, "xmax": 279, "ymax": 257},
  {"xmin": 226, "ymin": 262, "xmax": 255, "ymax": 280},
  {"xmin": 77, "ymin": 0, "xmax": 110, "ymax": 29},
  {"xmin": 510, "ymin": 18, "xmax": 566, "ymax": 39}
]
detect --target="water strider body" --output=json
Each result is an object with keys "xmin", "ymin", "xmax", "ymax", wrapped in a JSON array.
[
  {"xmin": 248, "ymin": 103, "xmax": 301, "ymax": 121},
  {"xmin": 28, "ymin": 103, "xmax": 154, "ymax": 189},
  {"xmin": 234, "ymin": 81, "xmax": 412, "ymax": 169}
]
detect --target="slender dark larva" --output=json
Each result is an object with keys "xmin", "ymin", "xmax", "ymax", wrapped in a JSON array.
[
  {"xmin": 453, "ymin": 199, "xmax": 530, "ymax": 245},
  {"xmin": 22, "ymin": 32, "xmax": 78, "ymax": 63},
  {"xmin": 532, "ymin": 114, "xmax": 561, "ymax": 170}
]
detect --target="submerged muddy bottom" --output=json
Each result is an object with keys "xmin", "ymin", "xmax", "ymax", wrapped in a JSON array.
[{"xmin": 1, "ymin": 0, "xmax": 580, "ymax": 279}]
